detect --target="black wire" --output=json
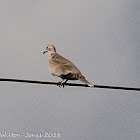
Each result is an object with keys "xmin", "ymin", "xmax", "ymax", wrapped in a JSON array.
[{"xmin": 0, "ymin": 78, "xmax": 140, "ymax": 91}]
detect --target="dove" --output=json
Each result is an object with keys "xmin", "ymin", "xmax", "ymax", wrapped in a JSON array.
[{"xmin": 43, "ymin": 45, "xmax": 94, "ymax": 87}]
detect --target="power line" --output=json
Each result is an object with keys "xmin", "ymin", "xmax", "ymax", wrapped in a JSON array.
[{"xmin": 0, "ymin": 78, "xmax": 140, "ymax": 91}]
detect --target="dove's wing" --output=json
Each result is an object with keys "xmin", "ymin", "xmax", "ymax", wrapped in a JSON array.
[{"xmin": 49, "ymin": 53, "xmax": 82, "ymax": 79}]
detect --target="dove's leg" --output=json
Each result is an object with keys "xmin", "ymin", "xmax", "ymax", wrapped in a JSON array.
[
  {"xmin": 58, "ymin": 79, "xmax": 68, "ymax": 88},
  {"xmin": 57, "ymin": 73, "xmax": 71, "ymax": 88},
  {"xmin": 63, "ymin": 79, "xmax": 68, "ymax": 84},
  {"xmin": 58, "ymin": 80, "xmax": 64, "ymax": 87}
]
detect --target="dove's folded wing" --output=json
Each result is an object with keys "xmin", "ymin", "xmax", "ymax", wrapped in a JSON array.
[{"xmin": 49, "ymin": 53, "xmax": 82, "ymax": 76}]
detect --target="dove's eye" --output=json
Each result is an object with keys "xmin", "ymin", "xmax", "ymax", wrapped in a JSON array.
[{"xmin": 48, "ymin": 48, "xmax": 51, "ymax": 51}]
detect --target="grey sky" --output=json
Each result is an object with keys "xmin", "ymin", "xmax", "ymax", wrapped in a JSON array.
[{"xmin": 0, "ymin": 0, "xmax": 140, "ymax": 140}]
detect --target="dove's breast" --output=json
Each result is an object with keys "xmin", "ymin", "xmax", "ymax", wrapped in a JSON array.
[{"xmin": 48, "ymin": 60, "xmax": 62, "ymax": 77}]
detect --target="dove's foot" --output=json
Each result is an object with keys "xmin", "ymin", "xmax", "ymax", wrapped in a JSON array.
[
  {"xmin": 58, "ymin": 81, "xmax": 64, "ymax": 88},
  {"xmin": 57, "ymin": 79, "xmax": 68, "ymax": 88}
]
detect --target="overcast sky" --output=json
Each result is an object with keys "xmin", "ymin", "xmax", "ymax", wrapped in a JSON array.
[{"xmin": 0, "ymin": 0, "xmax": 140, "ymax": 140}]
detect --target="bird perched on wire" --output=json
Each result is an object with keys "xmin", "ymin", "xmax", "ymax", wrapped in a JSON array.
[{"xmin": 43, "ymin": 44, "xmax": 94, "ymax": 88}]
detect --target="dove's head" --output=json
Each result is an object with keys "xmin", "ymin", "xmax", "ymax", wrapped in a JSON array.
[{"xmin": 43, "ymin": 44, "xmax": 56, "ymax": 55}]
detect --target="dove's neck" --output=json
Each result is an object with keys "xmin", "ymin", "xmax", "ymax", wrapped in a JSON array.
[{"xmin": 48, "ymin": 52, "xmax": 56, "ymax": 60}]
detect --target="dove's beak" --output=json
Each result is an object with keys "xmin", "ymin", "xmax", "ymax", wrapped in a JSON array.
[{"xmin": 43, "ymin": 50, "xmax": 48, "ymax": 54}]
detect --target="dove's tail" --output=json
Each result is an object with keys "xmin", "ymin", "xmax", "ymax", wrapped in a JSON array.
[{"xmin": 78, "ymin": 76, "xmax": 94, "ymax": 87}]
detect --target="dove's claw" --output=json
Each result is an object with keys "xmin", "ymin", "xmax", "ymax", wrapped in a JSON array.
[
  {"xmin": 57, "ymin": 79, "xmax": 68, "ymax": 88},
  {"xmin": 58, "ymin": 81, "xmax": 65, "ymax": 88}
]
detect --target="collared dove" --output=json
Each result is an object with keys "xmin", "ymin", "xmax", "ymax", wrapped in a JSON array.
[{"xmin": 43, "ymin": 45, "xmax": 94, "ymax": 87}]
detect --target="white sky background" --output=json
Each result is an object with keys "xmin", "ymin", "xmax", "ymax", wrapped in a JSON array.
[{"xmin": 0, "ymin": 0, "xmax": 140, "ymax": 140}]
